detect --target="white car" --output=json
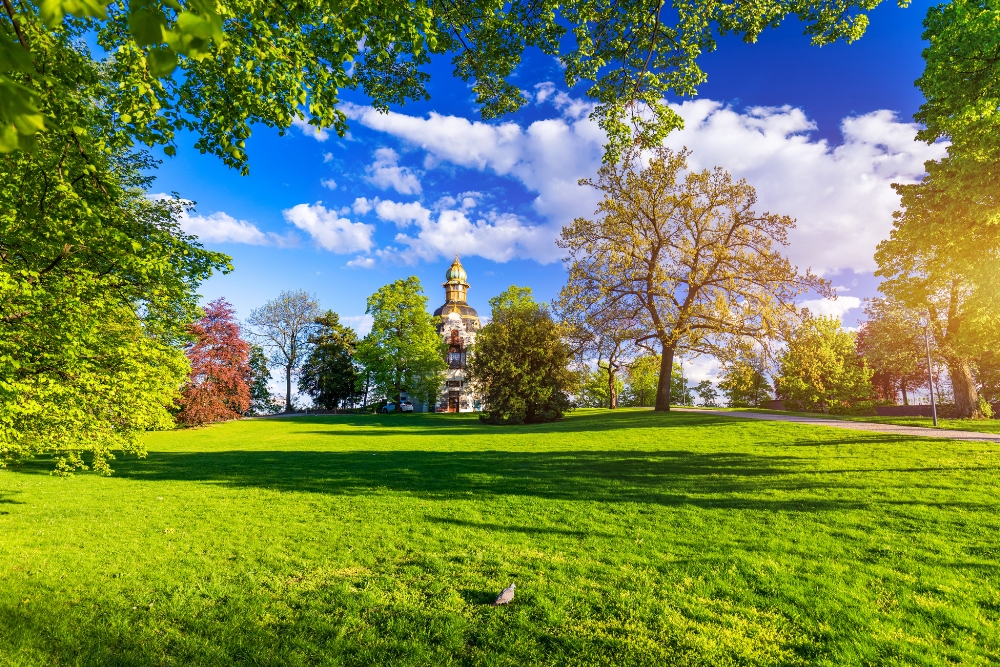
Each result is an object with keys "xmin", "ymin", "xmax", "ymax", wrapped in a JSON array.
[{"xmin": 382, "ymin": 399, "xmax": 415, "ymax": 413}]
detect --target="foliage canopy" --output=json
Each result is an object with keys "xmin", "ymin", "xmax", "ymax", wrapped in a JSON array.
[
  {"xmin": 468, "ymin": 286, "xmax": 574, "ymax": 424},
  {"xmin": 560, "ymin": 146, "xmax": 826, "ymax": 412}
]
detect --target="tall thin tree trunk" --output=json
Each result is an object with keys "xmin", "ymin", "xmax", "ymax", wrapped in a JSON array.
[
  {"xmin": 901, "ymin": 382, "xmax": 909, "ymax": 406},
  {"xmin": 608, "ymin": 367, "xmax": 618, "ymax": 409},
  {"xmin": 285, "ymin": 365, "xmax": 292, "ymax": 412},
  {"xmin": 655, "ymin": 346, "xmax": 674, "ymax": 411},
  {"xmin": 947, "ymin": 356, "xmax": 982, "ymax": 418}
]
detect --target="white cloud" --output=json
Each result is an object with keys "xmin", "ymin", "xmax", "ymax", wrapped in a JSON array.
[
  {"xmin": 366, "ymin": 199, "xmax": 554, "ymax": 264},
  {"xmin": 282, "ymin": 203, "xmax": 375, "ymax": 253},
  {"xmin": 321, "ymin": 178, "xmax": 337, "ymax": 190},
  {"xmin": 663, "ymin": 103, "xmax": 947, "ymax": 275},
  {"xmin": 323, "ymin": 152, "xmax": 334, "ymax": 163},
  {"xmin": 177, "ymin": 208, "xmax": 296, "ymax": 247},
  {"xmin": 798, "ymin": 296, "xmax": 863, "ymax": 321},
  {"xmin": 352, "ymin": 197, "xmax": 374, "ymax": 215},
  {"xmin": 373, "ymin": 200, "xmax": 432, "ymax": 228},
  {"xmin": 532, "ymin": 82, "xmax": 594, "ymax": 120},
  {"xmin": 365, "ymin": 147, "xmax": 422, "ymax": 195},
  {"xmin": 292, "ymin": 117, "xmax": 330, "ymax": 142},
  {"xmin": 346, "ymin": 255, "xmax": 376, "ymax": 269},
  {"xmin": 343, "ymin": 99, "xmax": 946, "ymax": 272},
  {"xmin": 341, "ymin": 314, "xmax": 374, "ymax": 335}
]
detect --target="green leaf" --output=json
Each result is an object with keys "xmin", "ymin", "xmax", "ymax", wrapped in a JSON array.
[
  {"xmin": 129, "ymin": 7, "xmax": 168, "ymax": 47},
  {"xmin": 39, "ymin": 0, "xmax": 108, "ymax": 27},
  {"xmin": 146, "ymin": 47, "xmax": 178, "ymax": 77},
  {"xmin": 0, "ymin": 39, "xmax": 34, "ymax": 74}
]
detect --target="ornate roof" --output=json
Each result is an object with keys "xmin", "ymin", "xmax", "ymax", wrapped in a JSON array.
[{"xmin": 445, "ymin": 255, "xmax": 467, "ymax": 284}]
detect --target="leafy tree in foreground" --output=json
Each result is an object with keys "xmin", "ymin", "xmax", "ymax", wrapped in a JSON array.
[
  {"xmin": 0, "ymin": 22, "xmax": 227, "ymax": 472},
  {"xmin": 299, "ymin": 311, "xmax": 360, "ymax": 411},
  {"xmin": 874, "ymin": 191, "xmax": 996, "ymax": 418},
  {"xmin": 248, "ymin": 291, "xmax": 321, "ymax": 413},
  {"xmin": 2, "ymin": 0, "xmax": 896, "ymax": 167},
  {"xmin": 559, "ymin": 146, "xmax": 827, "ymax": 412},
  {"xmin": 718, "ymin": 359, "xmax": 772, "ymax": 408},
  {"xmin": 356, "ymin": 277, "xmax": 445, "ymax": 410},
  {"xmin": 468, "ymin": 286, "xmax": 574, "ymax": 425},
  {"xmin": 775, "ymin": 316, "xmax": 873, "ymax": 414},
  {"xmin": 177, "ymin": 298, "xmax": 251, "ymax": 426}
]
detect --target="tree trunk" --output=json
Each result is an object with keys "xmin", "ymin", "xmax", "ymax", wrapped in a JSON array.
[
  {"xmin": 608, "ymin": 368, "xmax": 618, "ymax": 409},
  {"xmin": 285, "ymin": 365, "xmax": 292, "ymax": 412},
  {"xmin": 654, "ymin": 346, "xmax": 674, "ymax": 411},
  {"xmin": 947, "ymin": 356, "xmax": 983, "ymax": 418},
  {"xmin": 901, "ymin": 382, "xmax": 908, "ymax": 406}
]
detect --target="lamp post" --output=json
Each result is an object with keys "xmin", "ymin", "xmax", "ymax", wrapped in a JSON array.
[{"xmin": 922, "ymin": 316, "xmax": 938, "ymax": 427}]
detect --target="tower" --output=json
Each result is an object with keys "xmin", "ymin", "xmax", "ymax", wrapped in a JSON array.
[{"xmin": 432, "ymin": 256, "xmax": 481, "ymax": 412}]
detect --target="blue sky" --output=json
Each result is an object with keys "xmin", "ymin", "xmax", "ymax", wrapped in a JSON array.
[{"xmin": 154, "ymin": 0, "xmax": 945, "ymax": 377}]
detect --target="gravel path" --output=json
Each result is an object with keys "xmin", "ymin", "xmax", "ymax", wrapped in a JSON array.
[{"xmin": 673, "ymin": 408, "xmax": 1000, "ymax": 443}]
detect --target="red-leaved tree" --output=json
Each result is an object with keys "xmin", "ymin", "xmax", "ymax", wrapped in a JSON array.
[{"xmin": 177, "ymin": 298, "xmax": 252, "ymax": 425}]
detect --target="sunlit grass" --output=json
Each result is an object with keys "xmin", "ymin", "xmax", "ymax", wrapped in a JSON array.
[
  {"xmin": 1, "ymin": 409, "xmax": 998, "ymax": 665},
  {"xmin": 691, "ymin": 406, "xmax": 1000, "ymax": 434}
]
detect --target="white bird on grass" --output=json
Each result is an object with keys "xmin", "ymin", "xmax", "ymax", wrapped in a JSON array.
[{"xmin": 493, "ymin": 583, "xmax": 515, "ymax": 606}]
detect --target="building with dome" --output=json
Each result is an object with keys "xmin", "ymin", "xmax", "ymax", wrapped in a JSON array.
[{"xmin": 432, "ymin": 256, "xmax": 481, "ymax": 412}]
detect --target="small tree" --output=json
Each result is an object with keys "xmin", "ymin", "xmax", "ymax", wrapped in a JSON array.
[
  {"xmin": 694, "ymin": 380, "xmax": 719, "ymax": 407},
  {"xmin": 621, "ymin": 355, "xmax": 686, "ymax": 407},
  {"xmin": 718, "ymin": 360, "xmax": 772, "ymax": 408},
  {"xmin": 580, "ymin": 362, "xmax": 626, "ymax": 408},
  {"xmin": 855, "ymin": 298, "xmax": 927, "ymax": 405},
  {"xmin": 775, "ymin": 315, "xmax": 874, "ymax": 414},
  {"xmin": 246, "ymin": 344, "xmax": 279, "ymax": 415},
  {"xmin": 247, "ymin": 290, "xmax": 321, "ymax": 412},
  {"xmin": 356, "ymin": 277, "xmax": 445, "ymax": 410},
  {"xmin": 177, "ymin": 298, "xmax": 251, "ymax": 426},
  {"xmin": 468, "ymin": 286, "xmax": 575, "ymax": 424},
  {"xmin": 299, "ymin": 311, "xmax": 360, "ymax": 411}
]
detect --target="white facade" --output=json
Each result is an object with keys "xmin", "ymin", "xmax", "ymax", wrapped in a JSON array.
[{"xmin": 432, "ymin": 257, "xmax": 482, "ymax": 412}]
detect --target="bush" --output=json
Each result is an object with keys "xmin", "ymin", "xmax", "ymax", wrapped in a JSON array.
[{"xmin": 468, "ymin": 287, "xmax": 574, "ymax": 425}]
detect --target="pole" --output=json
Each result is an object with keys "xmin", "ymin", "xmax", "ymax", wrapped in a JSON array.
[
  {"xmin": 924, "ymin": 324, "xmax": 938, "ymax": 427},
  {"xmin": 679, "ymin": 355, "xmax": 684, "ymax": 407}
]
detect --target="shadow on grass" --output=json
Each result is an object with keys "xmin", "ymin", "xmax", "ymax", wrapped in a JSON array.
[
  {"xmin": 92, "ymin": 447, "xmax": 888, "ymax": 511},
  {"xmin": 427, "ymin": 516, "xmax": 617, "ymax": 538}
]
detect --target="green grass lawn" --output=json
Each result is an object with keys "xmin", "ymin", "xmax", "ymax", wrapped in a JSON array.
[
  {"xmin": 688, "ymin": 406, "xmax": 1000, "ymax": 435},
  {"xmin": 2, "ymin": 409, "xmax": 999, "ymax": 666}
]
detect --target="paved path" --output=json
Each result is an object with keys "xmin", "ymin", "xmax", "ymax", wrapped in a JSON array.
[{"xmin": 673, "ymin": 408, "xmax": 1000, "ymax": 443}]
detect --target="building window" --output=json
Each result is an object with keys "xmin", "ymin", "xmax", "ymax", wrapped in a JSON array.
[{"xmin": 447, "ymin": 380, "xmax": 461, "ymax": 388}]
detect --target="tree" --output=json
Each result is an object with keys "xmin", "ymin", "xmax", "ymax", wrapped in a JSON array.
[
  {"xmin": 467, "ymin": 286, "xmax": 574, "ymax": 424},
  {"xmin": 718, "ymin": 359, "xmax": 772, "ymax": 408},
  {"xmin": 356, "ymin": 277, "xmax": 445, "ymax": 410},
  {"xmin": 247, "ymin": 290, "xmax": 321, "ymax": 412},
  {"xmin": 694, "ymin": 380, "xmax": 719, "ymax": 407},
  {"xmin": 3, "ymin": 0, "xmax": 897, "ymax": 169},
  {"xmin": 0, "ymin": 25, "xmax": 227, "ymax": 472},
  {"xmin": 775, "ymin": 315, "xmax": 874, "ymax": 414},
  {"xmin": 246, "ymin": 344, "xmax": 279, "ymax": 415},
  {"xmin": 909, "ymin": 1, "xmax": 1000, "ymax": 243},
  {"xmin": 580, "ymin": 362, "xmax": 626, "ymax": 409},
  {"xmin": 874, "ymin": 187, "xmax": 996, "ymax": 418},
  {"xmin": 556, "ymin": 294, "xmax": 642, "ymax": 410},
  {"xmin": 298, "ymin": 311, "xmax": 360, "ymax": 411},
  {"xmin": 855, "ymin": 298, "xmax": 927, "ymax": 405},
  {"xmin": 559, "ymin": 146, "xmax": 827, "ymax": 413},
  {"xmin": 620, "ymin": 355, "xmax": 687, "ymax": 407},
  {"xmin": 177, "ymin": 298, "xmax": 251, "ymax": 425}
]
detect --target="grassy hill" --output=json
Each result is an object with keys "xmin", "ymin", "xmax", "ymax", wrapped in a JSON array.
[{"xmin": 1, "ymin": 410, "xmax": 998, "ymax": 665}]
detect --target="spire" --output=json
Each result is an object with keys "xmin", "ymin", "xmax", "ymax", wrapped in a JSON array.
[{"xmin": 443, "ymin": 255, "xmax": 469, "ymax": 303}]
